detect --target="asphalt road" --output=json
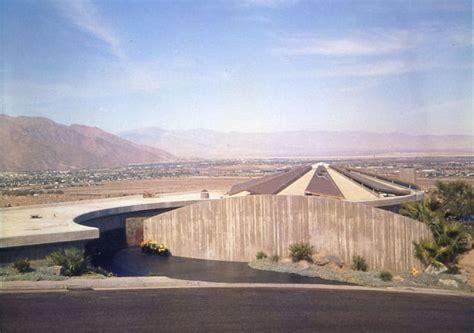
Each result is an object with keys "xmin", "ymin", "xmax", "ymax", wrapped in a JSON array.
[
  {"xmin": 1, "ymin": 288, "xmax": 472, "ymax": 332},
  {"xmin": 95, "ymin": 248, "xmax": 346, "ymax": 284}
]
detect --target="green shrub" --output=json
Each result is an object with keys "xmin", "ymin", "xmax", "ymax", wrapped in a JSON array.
[
  {"xmin": 379, "ymin": 271, "xmax": 393, "ymax": 281},
  {"xmin": 351, "ymin": 255, "xmax": 368, "ymax": 271},
  {"xmin": 13, "ymin": 259, "xmax": 31, "ymax": 273},
  {"xmin": 270, "ymin": 254, "xmax": 280, "ymax": 263},
  {"xmin": 446, "ymin": 265, "xmax": 460, "ymax": 274},
  {"xmin": 256, "ymin": 251, "xmax": 268, "ymax": 260},
  {"xmin": 288, "ymin": 242, "xmax": 313, "ymax": 262},
  {"xmin": 93, "ymin": 266, "xmax": 114, "ymax": 277},
  {"xmin": 47, "ymin": 248, "xmax": 89, "ymax": 276}
]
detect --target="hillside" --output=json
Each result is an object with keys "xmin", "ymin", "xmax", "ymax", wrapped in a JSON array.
[
  {"xmin": 0, "ymin": 115, "xmax": 175, "ymax": 171},
  {"xmin": 119, "ymin": 127, "xmax": 474, "ymax": 158}
]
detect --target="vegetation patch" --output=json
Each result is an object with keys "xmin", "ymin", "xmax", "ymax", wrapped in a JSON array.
[
  {"xmin": 0, "ymin": 266, "xmax": 67, "ymax": 282},
  {"xmin": 13, "ymin": 259, "xmax": 31, "ymax": 273},
  {"xmin": 351, "ymin": 255, "xmax": 368, "ymax": 272},
  {"xmin": 256, "ymin": 251, "xmax": 268, "ymax": 260},
  {"xmin": 249, "ymin": 259, "xmax": 472, "ymax": 292},
  {"xmin": 47, "ymin": 248, "xmax": 89, "ymax": 276},
  {"xmin": 288, "ymin": 242, "xmax": 313, "ymax": 263},
  {"xmin": 1, "ymin": 249, "xmax": 113, "ymax": 281},
  {"xmin": 270, "ymin": 254, "xmax": 280, "ymax": 263},
  {"xmin": 400, "ymin": 181, "xmax": 473, "ymax": 273},
  {"xmin": 379, "ymin": 271, "xmax": 393, "ymax": 282}
]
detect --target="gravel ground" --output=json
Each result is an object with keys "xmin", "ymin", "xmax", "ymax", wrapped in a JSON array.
[
  {"xmin": 0, "ymin": 266, "xmax": 109, "ymax": 282},
  {"xmin": 249, "ymin": 259, "xmax": 473, "ymax": 292}
]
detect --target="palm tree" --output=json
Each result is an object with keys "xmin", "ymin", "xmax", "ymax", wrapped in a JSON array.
[
  {"xmin": 402, "ymin": 181, "xmax": 473, "ymax": 272},
  {"xmin": 414, "ymin": 239, "xmax": 444, "ymax": 267},
  {"xmin": 399, "ymin": 199, "xmax": 440, "ymax": 223},
  {"xmin": 414, "ymin": 221, "xmax": 471, "ymax": 271}
]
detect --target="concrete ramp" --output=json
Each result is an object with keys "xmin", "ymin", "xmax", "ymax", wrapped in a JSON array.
[{"xmin": 144, "ymin": 195, "xmax": 432, "ymax": 272}]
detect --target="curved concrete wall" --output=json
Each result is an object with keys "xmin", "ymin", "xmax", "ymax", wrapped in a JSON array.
[
  {"xmin": 358, "ymin": 191, "xmax": 424, "ymax": 208},
  {"xmin": 0, "ymin": 200, "xmax": 201, "ymax": 264},
  {"xmin": 144, "ymin": 195, "xmax": 432, "ymax": 271}
]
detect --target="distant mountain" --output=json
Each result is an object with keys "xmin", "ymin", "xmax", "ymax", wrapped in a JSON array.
[
  {"xmin": 0, "ymin": 115, "xmax": 175, "ymax": 171},
  {"xmin": 119, "ymin": 127, "xmax": 474, "ymax": 158}
]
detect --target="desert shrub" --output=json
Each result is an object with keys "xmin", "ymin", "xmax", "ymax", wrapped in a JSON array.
[
  {"xmin": 47, "ymin": 248, "xmax": 89, "ymax": 276},
  {"xmin": 446, "ymin": 265, "xmax": 460, "ymax": 274},
  {"xmin": 46, "ymin": 189, "xmax": 64, "ymax": 194},
  {"xmin": 256, "ymin": 251, "xmax": 268, "ymax": 260},
  {"xmin": 379, "ymin": 271, "xmax": 393, "ymax": 282},
  {"xmin": 13, "ymin": 259, "xmax": 31, "ymax": 273},
  {"xmin": 270, "ymin": 254, "xmax": 280, "ymax": 263},
  {"xmin": 465, "ymin": 224, "xmax": 474, "ymax": 239},
  {"xmin": 351, "ymin": 255, "xmax": 368, "ymax": 272},
  {"xmin": 143, "ymin": 191, "xmax": 156, "ymax": 198},
  {"xmin": 288, "ymin": 242, "xmax": 313, "ymax": 262},
  {"xmin": 93, "ymin": 266, "xmax": 114, "ymax": 277}
]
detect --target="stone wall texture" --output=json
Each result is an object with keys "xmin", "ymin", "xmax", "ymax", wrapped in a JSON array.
[{"xmin": 144, "ymin": 195, "xmax": 432, "ymax": 271}]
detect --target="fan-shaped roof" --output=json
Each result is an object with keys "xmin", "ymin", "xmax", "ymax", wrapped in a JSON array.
[{"xmin": 228, "ymin": 163, "xmax": 421, "ymax": 204}]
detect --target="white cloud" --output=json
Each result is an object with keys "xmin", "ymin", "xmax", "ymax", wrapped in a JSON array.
[
  {"xmin": 323, "ymin": 60, "xmax": 415, "ymax": 77},
  {"xmin": 52, "ymin": 0, "xmax": 164, "ymax": 93},
  {"xmin": 283, "ymin": 60, "xmax": 418, "ymax": 79},
  {"xmin": 52, "ymin": 0, "xmax": 125, "ymax": 60},
  {"xmin": 233, "ymin": 14, "xmax": 273, "ymax": 24},
  {"xmin": 50, "ymin": 2, "xmax": 232, "ymax": 95},
  {"xmin": 273, "ymin": 31, "xmax": 415, "ymax": 56},
  {"xmin": 240, "ymin": 0, "xmax": 299, "ymax": 8}
]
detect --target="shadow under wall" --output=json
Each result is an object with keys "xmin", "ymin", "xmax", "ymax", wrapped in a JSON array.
[
  {"xmin": 79, "ymin": 208, "xmax": 177, "ymax": 258},
  {"xmin": 378, "ymin": 204, "xmax": 402, "ymax": 213},
  {"xmin": 0, "ymin": 240, "xmax": 89, "ymax": 265}
]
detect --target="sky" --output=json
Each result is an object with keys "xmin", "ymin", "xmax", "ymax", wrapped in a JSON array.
[{"xmin": 1, "ymin": 0, "xmax": 472, "ymax": 135}]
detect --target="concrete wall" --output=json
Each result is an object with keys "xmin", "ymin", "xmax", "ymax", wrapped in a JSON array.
[
  {"xmin": 144, "ymin": 195, "xmax": 432, "ymax": 271},
  {"xmin": 126, "ymin": 217, "xmax": 148, "ymax": 246},
  {"xmin": 0, "ymin": 240, "xmax": 88, "ymax": 266},
  {"xmin": 80, "ymin": 208, "xmax": 176, "ymax": 257},
  {"xmin": 358, "ymin": 191, "xmax": 424, "ymax": 208}
]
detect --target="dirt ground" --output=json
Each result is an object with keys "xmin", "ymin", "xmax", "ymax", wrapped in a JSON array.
[
  {"xmin": 416, "ymin": 177, "xmax": 474, "ymax": 190},
  {"xmin": 0, "ymin": 177, "xmax": 249, "ymax": 207},
  {"xmin": 459, "ymin": 250, "xmax": 474, "ymax": 287}
]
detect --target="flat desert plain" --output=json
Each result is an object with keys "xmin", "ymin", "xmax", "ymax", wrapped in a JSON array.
[{"xmin": 0, "ymin": 177, "xmax": 249, "ymax": 207}]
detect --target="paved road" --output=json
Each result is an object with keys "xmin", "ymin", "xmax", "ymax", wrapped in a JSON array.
[
  {"xmin": 96, "ymin": 248, "xmax": 347, "ymax": 284},
  {"xmin": 1, "ymin": 288, "xmax": 472, "ymax": 332}
]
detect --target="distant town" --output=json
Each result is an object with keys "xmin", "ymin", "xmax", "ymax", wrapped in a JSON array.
[{"xmin": 1, "ymin": 156, "xmax": 472, "ymax": 202}]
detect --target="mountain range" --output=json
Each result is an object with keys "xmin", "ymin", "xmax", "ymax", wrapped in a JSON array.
[
  {"xmin": 1, "ymin": 115, "xmax": 472, "ymax": 171},
  {"xmin": 0, "ymin": 115, "xmax": 174, "ymax": 171},
  {"xmin": 118, "ymin": 127, "xmax": 474, "ymax": 158}
]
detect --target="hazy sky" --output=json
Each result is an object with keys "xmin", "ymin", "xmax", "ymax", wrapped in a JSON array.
[{"xmin": 1, "ymin": 0, "xmax": 472, "ymax": 135}]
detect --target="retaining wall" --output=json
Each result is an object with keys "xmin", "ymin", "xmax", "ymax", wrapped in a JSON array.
[{"xmin": 144, "ymin": 195, "xmax": 432, "ymax": 271}]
